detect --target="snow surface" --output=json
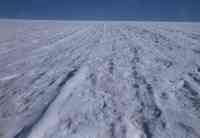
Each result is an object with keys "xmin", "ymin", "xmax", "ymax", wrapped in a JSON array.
[{"xmin": 0, "ymin": 20, "xmax": 200, "ymax": 138}]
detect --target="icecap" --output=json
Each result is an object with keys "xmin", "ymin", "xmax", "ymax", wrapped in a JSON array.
[{"xmin": 0, "ymin": 20, "xmax": 200, "ymax": 138}]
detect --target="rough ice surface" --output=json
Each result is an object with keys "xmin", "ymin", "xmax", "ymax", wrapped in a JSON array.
[{"xmin": 0, "ymin": 20, "xmax": 200, "ymax": 138}]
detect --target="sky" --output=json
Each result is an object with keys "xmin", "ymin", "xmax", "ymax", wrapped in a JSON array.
[{"xmin": 0, "ymin": 0, "xmax": 199, "ymax": 21}]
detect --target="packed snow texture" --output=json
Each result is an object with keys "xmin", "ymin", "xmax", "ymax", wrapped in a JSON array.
[{"xmin": 0, "ymin": 20, "xmax": 200, "ymax": 138}]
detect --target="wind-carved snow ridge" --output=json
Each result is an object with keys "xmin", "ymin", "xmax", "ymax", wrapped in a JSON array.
[
  {"xmin": 0, "ymin": 20, "xmax": 200, "ymax": 138},
  {"xmin": 27, "ymin": 66, "xmax": 88, "ymax": 138},
  {"xmin": 14, "ymin": 67, "xmax": 82, "ymax": 138}
]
